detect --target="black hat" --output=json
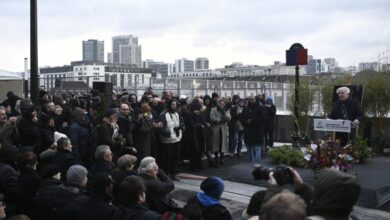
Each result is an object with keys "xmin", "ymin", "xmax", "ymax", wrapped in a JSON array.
[
  {"xmin": 212, "ymin": 93, "xmax": 219, "ymax": 99},
  {"xmin": 40, "ymin": 113, "xmax": 54, "ymax": 125},
  {"xmin": 105, "ymin": 108, "xmax": 117, "ymax": 117}
]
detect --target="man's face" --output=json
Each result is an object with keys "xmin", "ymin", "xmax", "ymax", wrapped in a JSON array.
[
  {"xmin": 46, "ymin": 102, "xmax": 55, "ymax": 113},
  {"xmin": 77, "ymin": 111, "xmax": 87, "ymax": 123},
  {"xmin": 120, "ymin": 104, "xmax": 130, "ymax": 116},
  {"xmin": 338, "ymin": 90, "xmax": 349, "ymax": 101},
  {"xmin": 48, "ymin": 118, "xmax": 55, "ymax": 127},
  {"xmin": 149, "ymin": 163, "xmax": 159, "ymax": 177},
  {"xmin": 0, "ymin": 110, "xmax": 7, "ymax": 123},
  {"xmin": 104, "ymin": 150, "xmax": 113, "ymax": 162},
  {"xmin": 198, "ymin": 99, "xmax": 204, "ymax": 106},
  {"xmin": 147, "ymin": 95, "xmax": 153, "ymax": 102},
  {"xmin": 130, "ymin": 96, "xmax": 137, "ymax": 104}
]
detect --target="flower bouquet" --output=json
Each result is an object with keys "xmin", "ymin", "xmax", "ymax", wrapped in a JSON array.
[{"xmin": 302, "ymin": 139, "xmax": 354, "ymax": 176}]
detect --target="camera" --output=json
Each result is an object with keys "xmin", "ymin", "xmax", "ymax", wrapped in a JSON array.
[{"xmin": 252, "ymin": 165, "xmax": 294, "ymax": 186}]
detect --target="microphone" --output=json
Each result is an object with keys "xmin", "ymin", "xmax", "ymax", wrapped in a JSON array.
[{"xmin": 341, "ymin": 104, "xmax": 347, "ymax": 120}]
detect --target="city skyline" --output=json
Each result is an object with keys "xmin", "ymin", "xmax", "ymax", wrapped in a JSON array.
[{"xmin": 0, "ymin": 0, "xmax": 389, "ymax": 72}]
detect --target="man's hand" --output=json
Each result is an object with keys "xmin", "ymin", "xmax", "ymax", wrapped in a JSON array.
[
  {"xmin": 353, "ymin": 119, "xmax": 359, "ymax": 127},
  {"xmin": 8, "ymin": 116, "xmax": 17, "ymax": 125},
  {"xmin": 289, "ymin": 168, "xmax": 303, "ymax": 185},
  {"xmin": 268, "ymin": 172, "xmax": 277, "ymax": 186}
]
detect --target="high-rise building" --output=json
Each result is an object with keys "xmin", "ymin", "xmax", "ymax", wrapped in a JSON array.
[
  {"xmin": 119, "ymin": 44, "xmax": 142, "ymax": 68},
  {"xmin": 195, "ymin": 57, "xmax": 209, "ymax": 70},
  {"xmin": 175, "ymin": 58, "xmax": 194, "ymax": 73},
  {"xmin": 324, "ymin": 58, "xmax": 337, "ymax": 67},
  {"xmin": 308, "ymin": 59, "xmax": 322, "ymax": 74},
  {"xmin": 168, "ymin": 64, "xmax": 176, "ymax": 76},
  {"xmin": 112, "ymin": 35, "xmax": 142, "ymax": 67},
  {"xmin": 107, "ymin": 53, "xmax": 113, "ymax": 63},
  {"xmin": 82, "ymin": 39, "xmax": 104, "ymax": 63},
  {"xmin": 359, "ymin": 62, "xmax": 379, "ymax": 72},
  {"xmin": 143, "ymin": 59, "xmax": 169, "ymax": 77}
]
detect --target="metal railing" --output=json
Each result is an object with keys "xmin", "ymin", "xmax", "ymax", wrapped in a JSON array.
[{"xmin": 36, "ymin": 75, "xmax": 323, "ymax": 115}]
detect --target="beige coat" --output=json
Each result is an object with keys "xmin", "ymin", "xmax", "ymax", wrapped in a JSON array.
[{"xmin": 210, "ymin": 107, "xmax": 231, "ymax": 152}]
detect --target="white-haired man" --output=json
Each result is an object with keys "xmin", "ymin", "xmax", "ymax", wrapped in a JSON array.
[
  {"xmin": 329, "ymin": 86, "xmax": 363, "ymax": 145},
  {"xmin": 138, "ymin": 157, "xmax": 180, "ymax": 214}
]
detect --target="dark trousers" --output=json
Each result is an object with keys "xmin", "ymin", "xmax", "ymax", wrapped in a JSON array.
[
  {"xmin": 265, "ymin": 129, "xmax": 274, "ymax": 148},
  {"xmin": 162, "ymin": 142, "xmax": 180, "ymax": 176}
]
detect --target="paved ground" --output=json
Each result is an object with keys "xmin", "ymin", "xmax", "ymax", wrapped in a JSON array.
[
  {"xmin": 170, "ymin": 144, "xmax": 390, "ymax": 220},
  {"xmin": 172, "ymin": 175, "xmax": 390, "ymax": 220}
]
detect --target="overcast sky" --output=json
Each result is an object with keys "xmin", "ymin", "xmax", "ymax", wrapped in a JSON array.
[{"xmin": 0, "ymin": 0, "xmax": 389, "ymax": 72}]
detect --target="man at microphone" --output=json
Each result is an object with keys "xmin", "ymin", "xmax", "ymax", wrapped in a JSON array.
[{"xmin": 329, "ymin": 86, "xmax": 364, "ymax": 146}]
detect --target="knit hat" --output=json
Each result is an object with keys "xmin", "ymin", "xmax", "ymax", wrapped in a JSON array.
[
  {"xmin": 66, "ymin": 165, "xmax": 88, "ymax": 184},
  {"xmin": 200, "ymin": 176, "xmax": 225, "ymax": 199},
  {"xmin": 266, "ymin": 97, "xmax": 273, "ymax": 104}
]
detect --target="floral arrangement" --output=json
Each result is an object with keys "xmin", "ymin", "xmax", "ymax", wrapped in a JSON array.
[{"xmin": 302, "ymin": 139, "xmax": 354, "ymax": 174}]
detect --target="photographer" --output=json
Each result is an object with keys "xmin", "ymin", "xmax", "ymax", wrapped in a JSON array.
[
  {"xmin": 250, "ymin": 165, "xmax": 312, "ymax": 218},
  {"xmin": 159, "ymin": 99, "xmax": 183, "ymax": 181},
  {"xmin": 95, "ymin": 109, "xmax": 125, "ymax": 162}
]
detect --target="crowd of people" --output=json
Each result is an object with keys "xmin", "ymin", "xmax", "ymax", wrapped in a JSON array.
[{"xmin": 0, "ymin": 88, "xmax": 362, "ymax": 220}]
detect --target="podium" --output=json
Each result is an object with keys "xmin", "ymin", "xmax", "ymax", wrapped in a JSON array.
[{"xmin": 314, "ymin": 119, "xmax": 357, "ymax": 143}]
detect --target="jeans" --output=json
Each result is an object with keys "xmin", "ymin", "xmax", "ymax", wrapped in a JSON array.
[
  {"xmin": 228, "ymin": 130, "xmax": 244, "ymax": 154},
  {"xmin": 246, "ymin": 144, "xmax": 261, "ymax": 163}
]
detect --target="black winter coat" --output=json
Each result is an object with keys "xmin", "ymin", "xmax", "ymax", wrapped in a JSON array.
[
  {"xmin": 329, "ymin": 98, "xmax": 364, "ymax": 121},
  {"xmin": 141, "ymin": 169, "xmax": 175, "ymax": 213},
  {"xmin": 51, "ymin": 149, "xmax": 79, "ymax": 181},
  {"xmin": 113, "ymin": 204, "xmax": 161, "ymax": 220},
  {"xmin": 117, "ymin": 114, "xmax": 135, "ymax": 148},
  {"xmin": 89, "ymin": 161, "xmax": 116, "ymax": 177},
  {"xmin": 40, "ymin": 126, "xmax": 55, "ymax": 154},
  {"xmin": 264, "ymin": 104, "xmax": 276, "ymax": 131},
  {"xmin": 58, "ymin": 191, "xmax": 118, "ymax": 220},
  {"xmin": 17, "ymin": 118, "xmax": 41, "ymax": 148},
  {"xmin": 240, "ymin": 105, "xmax": 265, "ymax": 145}
]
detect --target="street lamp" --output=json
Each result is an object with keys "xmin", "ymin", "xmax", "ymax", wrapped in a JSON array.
[
  {"xmin": 286, "ymin": 43, "xmax": 308, "ymax": 147},
  {"xmin": 30, "ymin": 0, "xmax": 39, "ymax": 105}
]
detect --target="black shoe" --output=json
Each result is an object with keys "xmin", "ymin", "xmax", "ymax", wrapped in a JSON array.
[
  {"xmin": 209, "ymin": 161, "xmax": 218, "ymax": 168},
  {"xmin": 189, "ymin": 167, "xmax": 198, "ymax": 172},
  {"xmin": 171, "ymin": 175, "xmax": 180, "ymax": 181},
  {"xmin": 219, "ymin": 160, "xmax": 225, "ymax": 165}
]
